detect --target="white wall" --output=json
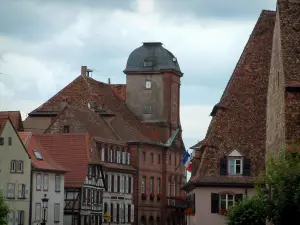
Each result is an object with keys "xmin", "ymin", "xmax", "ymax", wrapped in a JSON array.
[
  {"xmin": 187, "ymin": 187, "xmax": 255, "ymax": 225},
  {"xmin": 31, "ymin": 171, "xmax": 65, "ymax": 225},
  {"xmin": 0, "ymin": 121, "xmax": 31, "ymax": 225}
]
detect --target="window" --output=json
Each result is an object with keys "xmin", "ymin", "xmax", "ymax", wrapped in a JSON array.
[
  {"xmin": 128, "ymin": 177, "xmax": 132, "ymax": 193},
  {"xmin": 127, "ymin": 153, "xmax": 130, "ymax": 165},
  {"xmin": 36, "ymin": 174, "xmax": 42, "ymax": 191},
  {"xmin": 7, "ymin": 183, "xmax": 15, "ymax": 198},
  {"xmin": 130, "ymin": 204, "xmax": 134, "ymax": 223},
  {"xmin": 169, "ymin": 154, "xmax": 171, "ymax": 165},
  {"xmin": 125, "ymin": 176, "xmax": 128, "ymax": 193},
  {"xmin": 151, "ymin": 153, "xmax": 153, "ymax": 163},
  {"xmin": 167, "ymin": 180, "xmax": 171, "ymax": 197},
  {"xmin": 34, "ymin": 151, "xmax": 43, "ymax": 160},
  {"xmin": 117, "ymin": 151, "xmax": 120, "ymax": 163},
  {"xmin": 18, "ymin": 211, "xmax": 24, "ymax": 225},
  {"xmin": 0, "ymin": 137, "xmax": 4, "ymax": 145},
  {"xmin": 157, "ymin": 178, "xmax": 161, "ymax": 193},
  {"xmin": 18, "ymin": 184, "xmax": 25, "ymax": 199},
  {"xmin": 144, "ymin": 106, "xmax": 152, "ymax": 114},
  {"xmin": 55, "ymin": 175, "xmax": 61, "ymax": 192},
  {"xmin": 211, "ymin": 193, "xmax": 243, "ymax": 214},
  {"xmin": 145, "ymin": 80, "xmax": 151, "ymax": 89},
  {"xmin": 228, "ymin": 159, "xmax": 242, "ymax": 175},
  {"xmin": 158, "ymin": 154, "xmax": 161, "ymax": 164},
  {"xmin": 173, "ymin": 180, "xmax": 176, "ymax": 196},
  {"xmin": 122, "ymin": 151, "xmax": 126, "ymax": 164},
  {"xmin": 54, "ymin": 204, "xmax": 60, "ymax": 222},
  {"xmin": 101, "ymin": 147, "xmax": 105, "ymax": 162},
  {"xmin": 17, "ymin": 161, "xmax": 23, "ymax": 173},
  {"xmin": 35, "ymin": 203, "xmax": 41, "ymax": 221},
  {"xmin": 63, "ymin": 125, "xmax": 69, "ymax": 133},
  {"xmin": 109, "ymin": 150, "xmax": 113, "ymax": 162},
  {"xmin": 8, "ymin": 137, "xmax": 12, "ymax": 146},
  {"xmin": 10, "ymin": 160, "xmax": 16, "ymax": 172},
  {"xmin": 43, "ymin": 174, "xmax": 48, "ymax": 191},
  {"xmin": 114, "ymin": 175, "xmax": 118, "ymax": 192},
  {"xmin": 149, "ymin": 177, "xmax": 154, "ymax": 193},
  {"xmin": 144, "ymin": 58, "xmax": 155, "ymax": 67},
  {"xmin": 141, "ymin": 176, "xmax": 146, "ymax": 194}
]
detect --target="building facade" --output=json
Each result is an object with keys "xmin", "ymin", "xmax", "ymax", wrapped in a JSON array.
[
  {"xmin": 23, "ymin": 42, "xmax": 187, "ymax": 225},
  {"xmin": 19, "ymin": 132, "xmax": 67, "ymax": 225},
  {"xmin": 182, "ymin": 10, "xmax": 276, "ymax": 225},
  {"xmin": 0, "ymin": 117, "xmax": 31, "ymax": 225}
]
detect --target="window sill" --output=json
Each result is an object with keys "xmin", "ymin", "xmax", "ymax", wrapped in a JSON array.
[{"xmin": 55, "ymin": 190, "xmax": 61, "ymax": 193}]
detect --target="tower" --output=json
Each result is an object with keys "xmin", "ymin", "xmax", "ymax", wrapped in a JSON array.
[{"xmin": 124, "ymin": 42, "xmax": 183, "ymax": 130}]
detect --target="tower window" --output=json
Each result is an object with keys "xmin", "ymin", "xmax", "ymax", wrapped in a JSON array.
[
  {"xmin": 144, "ymin": 57, "xmax": 155, "ymax": 67},
  {"xmin": 145, "ymin": 80, "xmax": 151, "ymax": 89},
  {"xmin": 144, "ymin": 106, "xmax": 152, "ymax": 114}
]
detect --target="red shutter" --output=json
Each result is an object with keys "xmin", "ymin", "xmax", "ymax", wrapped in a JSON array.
[{"xmin": 111, "ymin": 175, "xmax": 114, "ymax": 193}]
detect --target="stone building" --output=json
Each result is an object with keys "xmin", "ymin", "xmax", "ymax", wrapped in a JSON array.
[
  {"xmin": 183, "ymin": 10, "xmax": 276, "ymax": 225},
  {"xmin": 23, "ymin": 42, "xmax": 187, "ymax": 225}
]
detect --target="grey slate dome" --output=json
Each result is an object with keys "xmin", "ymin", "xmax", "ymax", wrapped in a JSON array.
[{"xmin": 124, "ymin": 42, "xmax": 182, "ymax": 75}]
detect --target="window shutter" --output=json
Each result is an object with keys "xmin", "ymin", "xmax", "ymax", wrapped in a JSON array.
[
  {"xmin": 108, "ymin": 174, "xmax": 111, "ymax": 192},
  {"xmin": 43, "ymin": 174, "xmax": 48, "ymax": 191},
  {"xmin": 101, "ymin": 147, "xmax": 105, "ymax": 162},
  {"xmin": 125, "ymin": 204, "xmax": 128, "ymax": 222},
  {"xmin": 36, "ymin": 174, "xmax": 41, "ymax": 190},
  {"xmin": 25, "ymin": 185, "xmax": 29, "ymax": 199},
  {"xmin": 113, "ymin": 204, "xmax": 117, "ymax": 222},
  {"xmin": 220, "ymin": 158, "xmax": 228, "ymax": 175},
  {"xmin": 114, "ymin": 175, "xmax": 118, "ymax": 192},
  {"xmin": 235, "ymin": 194, "xmax": 243, "ymax": 203},
  {"xmin": 211, "ymin": 193, "xmax": 219, "ymax": 213},
  {"xmin": 130, "ymin": 204, "xmax": 134, "ymax": 223},
  {"xmin": 243, "ymin": 159, "xmax": 251, "ymax": 176},
  {"xmin": 18, "ymin": 184, "xmax": 22, "ymax": 198},
  {"xmin": 127, "ymin": 153, "xmax": 130, "ymax": 165}
]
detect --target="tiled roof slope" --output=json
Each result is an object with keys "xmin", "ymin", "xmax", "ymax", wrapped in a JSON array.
[
  {"xmin": 277, "ymin": 0, "xmax": 300, "ymax": 85},
  {"xmin": 34, "ymin": 133, "xmax": 92, "ymax": 187},
  {"xmin": 0, "ymin": 111, "xmax": 23, "ymax": 131},
  {"xmin": 110, "ymin": 84, "xmax": 126, "ymax": 102},
  {"xmin": 0, "ymin": 118, "xmax": 8, "ymax": 134},
  {"xmin": 190, "ymin": 10, "xmax": 276, "ymax": 185},
  {"xmin": 30, "ymin": 75, "xmax": 153, "ymax": 142},
  {"xmin": 18, "ymin": 132, "xmax": 67, "ymax": 172}
]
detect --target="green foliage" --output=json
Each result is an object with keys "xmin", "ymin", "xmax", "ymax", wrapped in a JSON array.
[
  {"xmin": 227, "ymin": 196, "xmax": 267, "ymax": 225},
  {"xmin": 0, "ymin": 190, "xmax": 9, "ymax": 225},
  {"xmin": 227, "ymin": 145, "xmax": 300, "ymax": 225}
]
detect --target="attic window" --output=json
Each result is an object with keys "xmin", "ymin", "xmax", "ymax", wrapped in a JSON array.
[
  {"xmin": 34, "ymin": 151, "xmax": 43, "ymax": 160},
  {"xmin": 220, "ymin": 150, "xmax": 251, "ymax": 176},
  {"xmin": 0, "ymin": 137, "xmax": 3, "ymax": 145},
  {"xmin": 144, "ymin": 58, "xmax": 155, "ymax": 67},
  {"xmin": 63, "ymin": 126, "xmax": 69, "ymax": 133}
]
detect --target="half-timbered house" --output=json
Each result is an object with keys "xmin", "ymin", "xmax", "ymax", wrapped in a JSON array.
[{"xmin": 33, "ymin": 133, "xmax": 106, "ymax": 225}]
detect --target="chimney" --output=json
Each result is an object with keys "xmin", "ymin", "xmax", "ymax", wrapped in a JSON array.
[
  {"xmin": 81, "ymin": 66, "xmax": 87, "ymax": 76},
  {"xmin": 108, "ymin": 78, "xmax": 111, "ymax": 84}
]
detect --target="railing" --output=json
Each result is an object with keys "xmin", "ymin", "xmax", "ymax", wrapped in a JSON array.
[{"xmin": 166, "ymin": 196, "xmax": 187, "ymax": 208}]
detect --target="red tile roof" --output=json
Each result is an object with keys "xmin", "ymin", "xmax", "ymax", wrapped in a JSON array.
[
  {"xmin": 18, "ymin": 132, "xmax": 67, "ymax": 173},
  {"xmin": 189, "ymin": 10, "xmax": 276, "ymax": 186},
  {"xmin": 0, "ymin": 117, "xmax": 8, "ymax": 135},
  {"xmin": 0, "ymin": 111, "xmax": 23, "ymax": 131},
  {"xmin": 33, "ymin": 133, "xmax": 92, "ymax": 187},
  {"xmin": 110, "ymin": 84, "xmax": 126, "ymax": 102}
]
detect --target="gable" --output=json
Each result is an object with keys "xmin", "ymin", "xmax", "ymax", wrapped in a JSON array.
[{"xmin": 227, "ymin": 149, "xmax": 243, "ymax": 157}]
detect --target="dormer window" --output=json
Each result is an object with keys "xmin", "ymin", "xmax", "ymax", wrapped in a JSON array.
[
  {"xmin": 145, "ymin": 80, "xmax": 151, "ymax": 89},
  {"xmin": 144, "ymin": 57, "xmax": 155, "ymax": 67},
  {"xmin": 220, "ymin": 150, "xmax": 251, "ymax": 176}
]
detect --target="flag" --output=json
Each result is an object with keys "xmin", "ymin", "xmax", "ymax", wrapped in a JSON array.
[
  {"xmin": 181, "ymin": 151, "xmax": 191, "ymax": 168},
  {"xmin": 187, "ymin": 162, "xmax": 192, "ymax": 172}
]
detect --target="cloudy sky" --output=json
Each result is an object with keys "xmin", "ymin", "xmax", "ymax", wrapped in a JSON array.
[{"xmin": 0, "ymin": 0, "xmax": 276, "ymax": 150}]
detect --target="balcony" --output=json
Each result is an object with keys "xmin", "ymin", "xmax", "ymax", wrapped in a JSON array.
[{"xmin": 166, "ymin": 196, "xmax": 187, "ymax": 209}]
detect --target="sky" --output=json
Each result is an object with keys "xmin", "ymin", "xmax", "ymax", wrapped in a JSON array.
[{"xmin": 0, "ymin": 0, "xmax": 276, "ymax": 153}]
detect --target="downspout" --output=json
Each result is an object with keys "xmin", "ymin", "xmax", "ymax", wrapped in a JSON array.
[{"xmin": 29, "ymin": 168, "xmax": 33, "ymax": 225}]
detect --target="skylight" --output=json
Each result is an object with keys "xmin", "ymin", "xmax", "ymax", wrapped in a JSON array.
[{"xmin": 33, "ymin": 150, "xmax": 43, "ymax": 160}]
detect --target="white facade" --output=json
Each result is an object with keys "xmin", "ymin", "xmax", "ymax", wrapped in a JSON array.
[
  {"xmin": 31, "ymin": 171, "xmax": 65, "ymax": 225},
  {"xmin": 103, "ymin": 171, "xmax": 134, "ymax": 225},
  {"xmin": 0, "ymin": 120, "xmax": 31, "ymax": 225}
]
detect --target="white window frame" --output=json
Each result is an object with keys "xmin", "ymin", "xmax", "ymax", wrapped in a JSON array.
[
  {"xmin": 17, "ymin": 161, "xmax": 23, "ymax": 173},
  {"xmin": 36, "ymin": 173, "xmax": 42, "ymax": 191},
  {"xmin": 145, "ymin": 80, "xmax": 151, "ymax": 89},
  {"xmin": 7, "ymin": 183, "xmax": 15, "ymax": 198},
  {"xmin": 109, "ymin": 150, "xmax": 113, "ymax": 162},
  {"xmin": 54, "ymin": 203, "xmax": 60, "ymax": 222},
  {"xmin": 228, "ymin": 158, "xmax": 243, "ymax": 175},
  {"xmin": 18, "ymin": 184, "xmax": 25, "ymax": 199},
  {"xmin": 35, "ymin": 203, "xmax": 41, "ymax": 221},
  {"xmin": 43, "ymin": 174, "xmax": 49, "ymax": 191},
  {"xmin": 101, "ymin": 147, "xmax": 105, "ymax": 162},
  {"xmin": 55, "ymin": 175, "xmax": 61, "ymax": 192},
  {"xmin": 122, "ymin": 152, "xmax": 126, "ymax": 164},
  {"xmin": 114, "ymin": 175, "xmax": 118, "ymax": 192},
  {"xmin": 108, "ymin": 174, "xmax": 111, "ymax": 192},
  {"xmin": 220, "ymin": 194, "xmax": 235, "ymax": 210},
  {"xmin": 121, "ymin": 176, "xmax": 125, "ymax": 193},
  {"xmin": 10, "ymin": 160, "xmax": 16, "ymax": 172}
]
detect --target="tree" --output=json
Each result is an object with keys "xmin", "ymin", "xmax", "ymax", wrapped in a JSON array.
[
  {"xmin": 226, "ymin": 196, "xmax": 267, "ymax": 225},
  {"xmin": 0, "ymin": 190, "xmax": 9, "ymax": 225}
]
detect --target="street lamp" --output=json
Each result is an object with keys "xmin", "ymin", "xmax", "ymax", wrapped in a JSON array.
[{"xmin": 41, "ymin": 194, "xmax": 49, "ymax": 225}]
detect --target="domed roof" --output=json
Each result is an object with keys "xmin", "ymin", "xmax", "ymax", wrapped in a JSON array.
[{"xmin": 124, "ymin": 42, "xmax": 182, "ymax": 75}]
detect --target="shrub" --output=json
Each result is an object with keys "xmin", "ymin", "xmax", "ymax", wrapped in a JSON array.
[{"xmin": 0, "ymin": 190, "xmax": 9, "ymax": 225}]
